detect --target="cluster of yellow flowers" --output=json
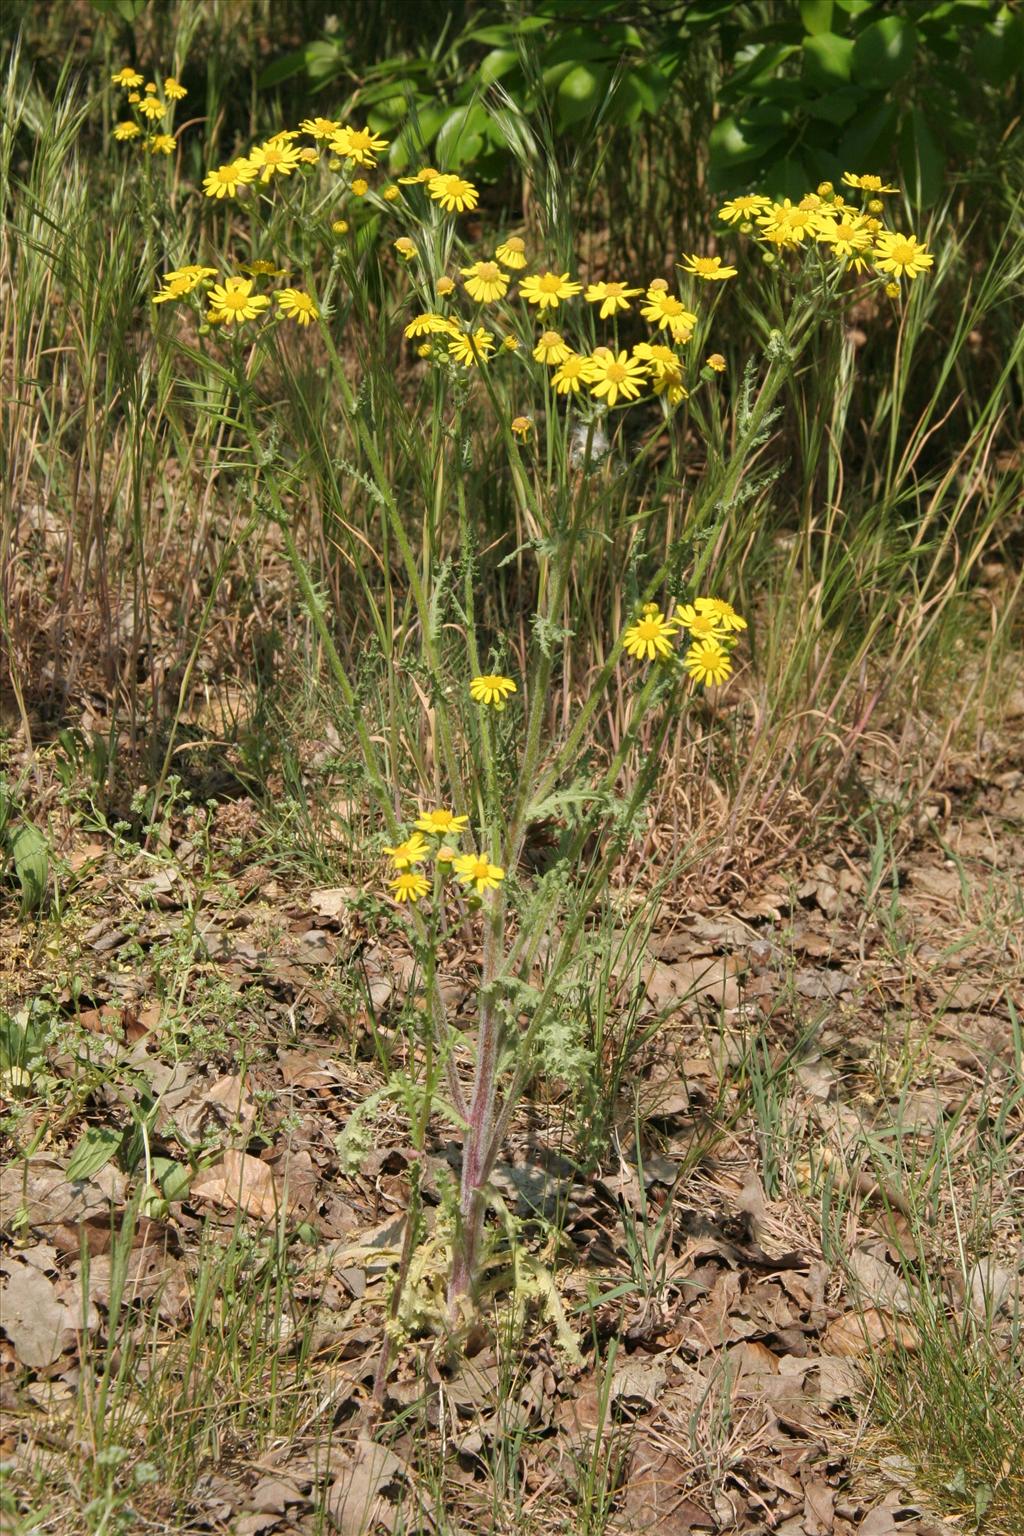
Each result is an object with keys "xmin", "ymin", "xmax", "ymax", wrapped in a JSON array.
[
  {"xmin": 720, "ymin": 173, "xmax": 934, "ymax": 288},
  {"xmin": 383, "ymin": 809, "xmax": 504, "ymax": 905},
  {"xmin": 622, "ymin": 597, "xmax": 747, "ymax": 687},
  {"xmin": 110, "ymin": 65, "xmax": 186, "ymax": 156}
]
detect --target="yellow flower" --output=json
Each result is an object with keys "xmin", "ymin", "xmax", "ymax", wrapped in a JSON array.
[
  {"xmin": 111, "ymin": 67, "xmax": 144, "ymax": 88},
  {"xmin": 203, "ymin": 158, "xmax": 257, "ymax": 198},
  {"xmin": 551, "ymin": 353, "xmax": 594, "ymax": 395},
  {"xmin": 298, "ymin": 147, "xmax": 319, "ymax": 164},
  {"xmin": 330, "ymin": 126, "xmax": 389, "ymax": 165},
  {"xmin": 144, "ymin": 81, "xmax": 157, "ymax": 92},
  {"xmin": 436, "ymin": 846, "xmax": 458, "ymax": 864},
  {"xmin": 814, "ymin": 212, "xmax": 875, "ymax": 261},
  {"xmin": 817, "ymin": 181, "xmax": 834, "ymax": 197},
  {"xmin": 300, "ymin": 116, "xmax": 342, "ymax": 140},
  {"xmin": 674, "ymin": 603, "xmax": 726, "ymax": 641},
  {"xmin": 640, "ymin": 287, "xmax": 697, "ymax": 336},
  {"xmin": 138, "ymin": 96, "xmax": 166, "ymax": 121},
  {"xmin": 757, "ymin": 200, "xmax": 816, "ymax": 246},
  {"xmin": 587, "ymin": 348, "xmax": 647, "ymax": 407},
  {"xmin": 436, "ymin": 276, "xmax": 456, "ymax": 296},
  {"xmin": 152, "ymin": 277, "xmax": 193, "ymax": 304},
  {"xmin": 695, "ymin": 596, "xmax": 746, "ymax": 632},
  {"xmin": 884, "ymin": 281, "xmax": 900, "ymax": 298},
  {"xmin": 417, "ymin": 343, "xmax": 433, "ymax": 358},
  {"xmin": 501, "ymin": 334, "xmax": 518, "ymax": 351},
  {"xmin": 511, "ymin": 416, "xmax": 532, "ymax": 440},
  {"xmin": 146, "ymin": 134, "xmax": 176, "ymax": 155},
  {"xmin": 414, "ymin": 808, "xmax": 469, "ymax": 836},
  {"xmin": 393, "ymin": 236, "xmax": 417, "ymax": 261},
  {"xmin": 404, "ymin": 312, "xmax": 455, "ymax": 338},
  {"xmin": 519, "ymin": 270, "xmax": 582, "ymax": 311},
  {"xmin": 706, "ymin": 352, "xmax": 726, "ymax": 372},
  {"xmin": 584, "ymin": 280, "xmax": 643, "ymax": 318},
  {"xmin": 276, "ymin": 288, "xmax": 319, "ymax": 325},
  {"xmin": 460, "ymin": 260, "xmax": 509, "ymax": 303},
  {"xmin": 398, "ymin": 166, "xmax": 439, "ymax": 184},
  {"xmin": 842, "ymin": 172, "xmax": 898, "ymax": 194},
  {"xmin": 872, "ymin": 231, "xmax": 934, "ymax": 280},
  {"xmin": 388, "ymin": 871, "xmax": 430, "ymax": 903},
  {"xmin": 532, "ymin": 330, "xmax": 571, "ymax": 365},
  {"xmin": 453, "ymin": 854, "xmax": 505, "ymax": 896},
  {"xmin": 113, "ymin": 121, "xmax": 142, "ymax": 141},
  {"xmin": 677, "ymin": 254, "xmax": 737, "ymax": 281},
  {"xmin": 718, "ymin": 193, "xmax": 771, "ymax": 224},
  {"xmin": 382, "ymin": 185, "xmax": 400, "ymax": 201},
  {"xmin": 205, "ymin": 277, "xmax": 271, "ymax": 326},
  {"xmin": 448, "ymin": 327, "xmax": 495, "ymax": 366},
  {"xmin": 383, "ymin": 832, "xmax": 429, "ymax": 868},
  {"xmin": 351, "ymin": 178, "xmax": 368, "ymax": 196},
  {"xmin": 249, "ymin": 139, "xmax": 301, "ymax": 181},
  {"xmin": 239, "ymin": 260, "xmax": 286, "ymax": 276},
  {"xmin": 163, "ymin": 77, "xmax": 187, "ymax": 100},
  {"xmin": 428, "ymin": 174, "xmax": 479, "ymax": 212},
  {"xmin": 128, "ymin": 92, "xmax": 140, "ymax": 103},
  {"xmin": 622, "ymin": 608, "xmax": 677, "ymax": 662},
  {"xmin": 469, "ymin": 674, "xmax": 516, "ymax": 709},
  {"xmin": 633, "ymin": 342, "xmax": 686, "ymax": 403},
  {"xmin": 683, "ymin": 639, "xmax": 733, "ymax": 686},
  {"xmin": 495, "ymin": 236, "xmax": 527, "ymax": 269},
  {"xmin": 155, "ymin": 265, "xmax": 216, "ymax": 303},
  {"xmin": 331, "ymin": 219, "xmax": 349, "ymax": 234}
]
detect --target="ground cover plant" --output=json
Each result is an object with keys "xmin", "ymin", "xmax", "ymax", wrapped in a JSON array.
[{"xmin": 1, "ymin": 3, "xmax": 1023, "ymax": 1535}]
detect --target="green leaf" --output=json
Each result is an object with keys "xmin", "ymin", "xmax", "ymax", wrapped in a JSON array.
[
  {"xmin": 800, "ymin": 0, "xmax": 835, "ymax": 36},
  {"xmin": 972, "ymin": 6, "xmax": 1024, "ymax": 85},
  {"xmin": 388, "ymin": 103, "xmax": 448, "ymax": 170},
  {"xmin": 898, "ymin": 106, "xmax": 945, "ymax": 205},
  {"xmin": 258, "ymin": 47, "xmax": 323, "ymax": 91},
  {"xmin": 151, "ymin": 1156, "xmax": 193, "ymax": 1203},
  {"xmin": 479, "ymin": 47, "xmax": 519, "ymax": 86},
  {"xmin": 837, "ymin": 97, "xmax": 899, "ymax": 165},
  {"xmin": 66, "ymin": 1125, "xmax": 122, "ymax": 1182},
  {"xmin": 556, "ymin": 62, "xmax": 608, "ymax": 126},
  {"xmin": 803, "ymin": 86, "xmax": 864, "ymax": 123},
  {"xmin": 710, "ymin": 113, "xmax": 785, "ymax": 167},
  {"xmin": 90, "ymin": 0, "xmax": 148, "ymax": 19},
  {"xmin": 11, "ymin": 821, "xmax": 48, "ymax": 913},
  {"xmin": 852, "ymin": 16, "xmax": 918, "ymax": 86},
  {"xmin": 434, "ymin": 104, "xmax": 490, "ymax": 168},
  {"xmin": 304, "ymin": 40, "xmax": 346, "ymax": 83},
  {"xmin": 802, "ymin": 31, "xmax": 855, "ymax": 88}
]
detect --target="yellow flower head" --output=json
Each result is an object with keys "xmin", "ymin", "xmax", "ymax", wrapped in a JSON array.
[
  {"xmin": 138, "ymin": 96, "xmax": 166, "ymax": 121},
  {"xmin": 674, "ymin": 603, "xmax": 726, "ymax": 641},
  {"xmin": 404, "ymin": 313, "xmax": 454, "ymax": 339},
  {"xmin": 519, "ymin": 271, "xmax": 582, "ymax": 311},
  {"xmin": 393, "ymin": 236, "xmax": 417, "ymax": 261},
  {"xmin": 884, "ymin": 281, "xmax": 901, "ymax": 298},
  {"xmin": 428, "ymin": 174, "xmax": 479, "ymax": 212},
  {"xmin": 757, "ymin": 200, "xmax": 816, "ymax": 246},
  {"xmin": 163, "ymin": 77, "xmax": 187, "ymax": 100},
  {"xmin": 495, "ymin": 236, "xmax": 527, "ymax": 269},
  {"xmin": 111, "ymin": 67, "xmax": 144, "ymax": 88},
  {"xmin": 622, "ymin": 608, "xmax": 677, "ymax": 662},
  {"xmin": 460, "ymin": 260, "xmax": 509, "ymax": 303},
  {"xmin": 146, "ymin": 133, "xmax": 176, "ymax": 155},
  {"xmin": 587, "ymin": 348, "xmax": 647, "ymax": 407},
  {"xmin": 872, "ymin": 231, "xmax": 934, "ymax": 281},
  {"xmin": 331, "ymin": 219, "xmax": 349, "ymax": 234},
  {"xmin": 705, "ymin": 352, "xmax": 726, "ymax": 373},
  {"xmin": 633, "ymin": 342, "xmax": 686, "ymax": 402},
  {"xmin": 329, "ymin": 126, "xmax": 389, "ymax": 165},
  {"xmin": 436, "ymin": 276, "xmax": 456, "ymax": 296},
  {"xmin": 205, "ymin": 277, "xmax": 271, "ymax": 326},
  {"xmin": 533, "ymin": 330, "xmax": 571, "ymax": 365},
  {"xmin": 469, "ymin": 674, "xmax": 516, "ymax": 709},
  {"xmin": 683, "ymin": 639, "xmax": 733, "ymax": 687},
  {"xmin": 584, "ymin": 280, "xmax": 643, "ymax": 318},
  {"xmin": 388, "ymin": 871, "xmax": 430, "ymax": 903},
  {"xmin": 814, "ymin": 213, "xmax": 874, "ymax": 261},
  {"xmin": 677, "ymin": 254, "xmax": 737, "ymax": 281},
  {"xmin": 501, "ymin": 334, "xmax": 518, "ymax": 351},
  {"xmin": 448, "ymin": 327, "xmax": 495, "ymax": 367},
  {"xmin": 113, "ymin": 121, "xmax": 142, "ymax": 141},
  {"xmin": 842, "ymin": 172, "xmax": 898, "ymax": 194},
  {"xmin": 203, "ymin": 158, "xmax": 257, "ymax": 199},
  {"xmin": 551, "ymin": 353, "xmax": 595, "ymax": 395},
  {"xmin": 453, "ymin": 854, "xmax": 505, "ymax": 897},
  {"xmin": 511, "ymin": 416, "xmax": 532, "ymax": 440},
  {"xmin": 239, "ymin": 260, "xmax": 287, "ymax": 276},
  {"xmin": 695, "ymin": 596, "xmax": 746, "ymax": 631},
  {"xmin": 398, "ymin": 166, "xmax": 439, "ymax": 184},
  {"xmin": 383, "ymin": 184, "xmax": 400, "ymax": 201},
  {"xmin": 276, "ymin": 288, "xmax": 319, "ymax": 325},
  {"xmin": 351, "ymin": 178, "xmax": 368, "ymax": 196},
  {"xmin": 718, "ymin": 193, "xmax": 771, "ymax": 224},
  {"xmin": 414, "ymin": 808, "xmax": 469, "ymax": 837},
  {"xmin": 249, "ymin": 139, "xmax": 301, "ymax": 181},
  {"xmin": 383, "ymin": 832, "xmax": 429, "ymax": 868},
  {"xmin": 640, "ymin": 287, "xmax": 697, "ymax": 337},
  {"xmin": 300, "ymin": 116, "xmax": 342, "ymax": 140}
]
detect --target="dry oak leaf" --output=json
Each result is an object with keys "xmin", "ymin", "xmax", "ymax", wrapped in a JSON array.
[
  {"xmin": 192, "ymin": 1150, "xmax": 281, "ymax": 1222},
  {"xmin": 0, "ymin": 1257, "xmax": 77, "ymax": 1368},
  {"xmin": 327, "ymin": 1436, "xmax": 423, "ymax": 1535}
]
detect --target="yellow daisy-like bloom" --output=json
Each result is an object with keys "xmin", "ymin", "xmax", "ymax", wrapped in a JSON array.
[
  {"xmin": 163, "ymin": 77, "xmax": 187, "ymax": 100},
  {"xmin": 587, "ymin": 348, "xmax": 647, "ymax": 407},
  {"xmin": 128, "ymin": 92, "xmax": 140, "ymax": 103},
  {"xmin": 388, "ymin": 871, "xmax": 430, "ymax": 903},
  {"xmin": 436, "ymin": 846, "xmax": 458, "ymax": 864},
  {"xmin": 460, "ymin": 260, "xmax": 509, "ymax": 303},
  {"xmin": 436, "ymin": 276, "xmax": 456, "ymax": 296},
  {"xmin": 276, "ymin": 288, "xmax": 319, "ymax": 325},
  {"xmin": 815, "ymin": 213, "xmax": 874, "ymax": 261},
  {"xmin": 884, "ymin": 281, "xmax": 901, "ymax": 298},
  {"xmin": 351, "ymin": 178, "xmax": 368, "ymax": 196},
  {"xmin": 622, "ymin": 608, "xmax": 677, "ymax": 662},
  {"xmin": 551, "ymin": 353, "xmax": 594, "ymax": 395},
  {"xmin": 677, "ymin": 254, "xmax": 737, "ymax": 281},
  {"xmin": 757, "ymin": 200, "xmax": 816, "ymax": 246},
  {"xmin": 718, "ymin": 193, "xmax": 771, "ymax": 224},
  {"xmin": 706, "ymin": 353, "xmax": 726, "ymax": 372},
  {"xmin": 328, "ymin": 126, "xmax": 389, "ymax": 166},
  {"xmin": 519, "ymin": 271, "xmax": 582, "ymax": 311},
  {"xmin": 428, "ymin": 174, "xmax": 479, "ymax": 212},
  {"xmin": 382, "ymin": 184, "xmax": 400, "ymax": 201},
  {"xmin": 203, "ymin": 158, "xmax": 257, "ymax": 198},
  {"xmin": 495, "ymin": 236, "xmax": 527, "ymax": 269},
  {"xmin": 152, "ymin": 277, "xmax": 193, "ymax": 305},
  {"xmin": 511, "ymin": 416, "xmax": 532, "ymax": 440},
  {"xmin": 532, "ymin": 330, "xmax": 571, "ymax": 365},
  {"xmin": 397, "ymin": 166, "xmax": 439, "ymax": 184},
  {"xmin": 469, "ymin": 674, "xmax": 516, "ymax": 709},
  {"xmin": 111, "ymin": 67, "xmax": 144, "ymax": 88},
  {"xmin": 872, "ymin": 231, "xmax": 934, "ymax": 281},
  {"xmin": 695, "ymin": 596, "xmax": 747, "ymax": 632},
  {"xmin": 640, "ymin": 287, "xmax": 697, "ymax": 335},
  {"xmin": 501, "ymin": 334, "xmax": 518, "ymax": 351},
  {"xmin": 674, "ymin": 603, "xmax": 726, "ymax": 641},
  {"xmin": 417, "ymin": 343, "xmax": 433, "ymax": 358},
  {"xmin": 249, "ymin": 139, "xmax": 301, "ymax": 181},
  {"xmin": 453, "ymin": 854, "xmax": 505, "ymax": 897},
  {"xmin": 683, "ymin": 639, "xmax": 733, "ymax": 686},
  {"xmin": 113, "ymin": 121, "xmax": 142, "ymax": 141},
  {"xmin": 146, "ymin": 134, "xmax": 176, "ymax": 155},
  {"xmin": 817, "ymin": 181, "xmax": 834, "ymax": 197},
  {"xmin": 144, "ymin": 81, "xmax": 157, "ymax": 92},
  {"xmin": 633, "ymin": 342, "xmax": 687, "ymax": 403},
  {"xmin": 383, "ymin": 832, "xmax": 429, "ymax": 868},
  {"xmin": 298, "ymin": 147, "xmax": 319, "ymax": 164},
  {"xmin": 205, "ymin": 277, "xmax": 271, "ymax": 326},
  {"xmin": 584, "ymin": 280, "xmax": 643, "ymax": 318},
  {"xmin": 239, "ymin": 260, "xmax": 286, "ymax": 276},
  {"xmin": 331, "ymin": 219, "xmax": 349, "ymax": 234},
  {"xmin": 393, "ymin": 236, "xmax": 417, "ymax": 261},
  {"xmin": 404, "ymin": 312, "xmax": 455, "ymax": 338},
  {"xmin": 448, "ymin": 327, "xmax": 495, "ymax": 367},
  {"xmin": 842, "ymin": 172, "xmax": 898, "ymax": 194},
  {"xmin": 414, "ymin": 808, "xmax": 469, "ymax": 837},
  {"xmin": 138, "ymin": 96, "xmax": 166, "ymax": 121},
  {"xmin": 300, "ymin": 116, "xmax": 341, "ymax": 140}
]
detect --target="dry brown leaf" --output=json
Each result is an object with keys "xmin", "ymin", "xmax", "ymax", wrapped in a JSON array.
[
  {"xmin": 192, "ymin": 1150, "xmax": 280, "ymax": 1222},
  {"xmin": 0, "ymin": 1258, "xmax": 76, "ymax": 1368},
  {"xmin": 823, "ymin": 1307, "xmax": 919, "ymax": 1356},
  {"xmin": 327, "ymin": 1436, "xmax": 417, "ymax": 1535}
]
